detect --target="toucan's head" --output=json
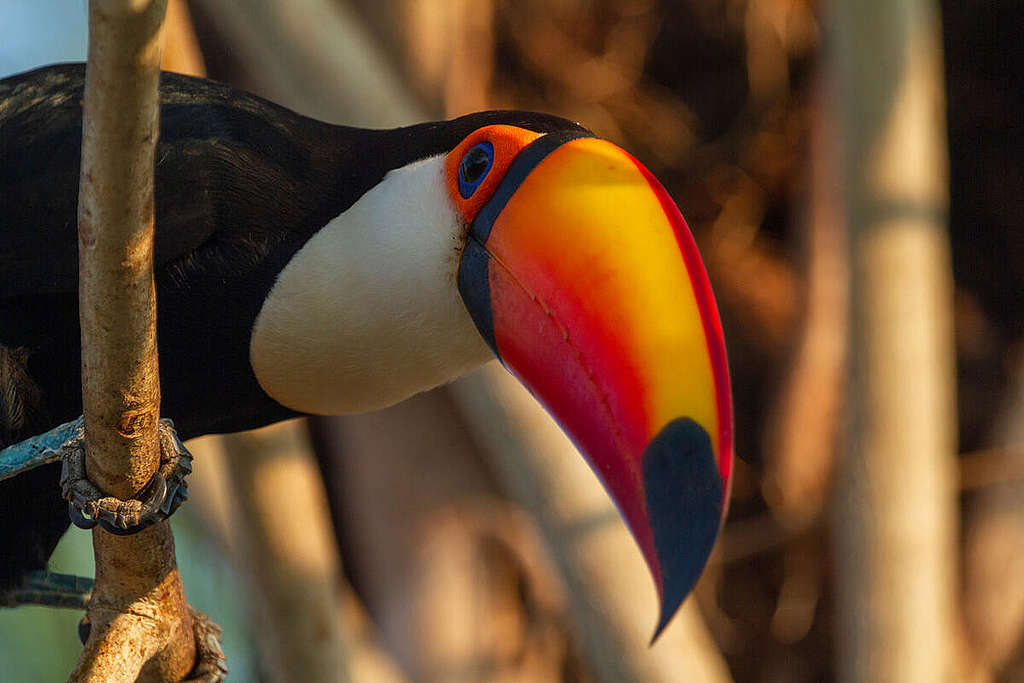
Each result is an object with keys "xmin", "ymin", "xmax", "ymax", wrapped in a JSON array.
[{"xmin": 250, "ymin": 112, "xmax": 732, "ymax": 638}]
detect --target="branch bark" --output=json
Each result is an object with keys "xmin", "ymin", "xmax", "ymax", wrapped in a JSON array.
[
  {"xmin": 72, "ymin": 0, "xmax": 195, "ymax": 680},
  {"xmin": 829, "ymin": 0, "xmax": 959, "ymax": 680}
]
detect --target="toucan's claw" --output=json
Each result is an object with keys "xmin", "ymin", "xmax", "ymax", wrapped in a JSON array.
[
  {"xmin": 60, "ymin": 418, "xmax": 192, "ymax": 536},
  {"xmin": 181, "ymin": 606, "xmax": 229, "ymax": 683}
]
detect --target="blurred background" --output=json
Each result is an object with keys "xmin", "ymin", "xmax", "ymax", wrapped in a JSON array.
[{"xmin": 0, "ymin": 0, "xmax": 1021, "ymax": 681}]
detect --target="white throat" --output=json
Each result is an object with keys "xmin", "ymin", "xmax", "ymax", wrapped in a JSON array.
[{"xmin": 249, "ymin": 155, "xmax": 493, "ymax": 415}]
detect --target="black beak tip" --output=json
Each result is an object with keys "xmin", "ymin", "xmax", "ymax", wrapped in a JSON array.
[{"xmin": 642, "ymin": 417, "xmax": 725, "ymax": 644}]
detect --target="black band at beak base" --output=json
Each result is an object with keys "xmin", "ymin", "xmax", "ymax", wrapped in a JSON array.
[{"xmin": 457, "ymin": 237, "xmax": 498, "ymax": 358}]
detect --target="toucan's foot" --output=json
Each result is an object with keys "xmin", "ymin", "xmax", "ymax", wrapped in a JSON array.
[
  {"xmin": 78, "ymin": 614, "xmax": 91, "ymax": 644},
  {"xmin": 60, "ymin": 418, "xmax": 193, "ymax": 535},
  {"xmin": 0, "ymin": 569, "xmax": 93, "ymax": 610},
  {"xmin": 181, "ymin": 606, "xmax": 229, "ymax": 683}
]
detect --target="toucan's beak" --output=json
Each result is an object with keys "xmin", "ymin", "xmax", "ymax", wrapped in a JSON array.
[{"xmin": 456, "ymin": 132, "xmax": 733, "ymax": 640}]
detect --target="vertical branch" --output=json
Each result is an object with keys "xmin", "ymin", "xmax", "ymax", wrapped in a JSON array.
[
  {"xmin": 830, "ymin": 0, "xmax": 958, "ymax": 681},
  {"xmin": 162, "ymin": 0, "xmax": 207, "ymax": 77},
  {"xmin": 220, "ymin": 424, "xmax": 354, "ymax": 683},
  {"xmin": 73, "ymin": 0, "xmax": 195, "ymax": 680},
  {"xmin": 762, "ymin": 79, "xmax": 848, "ymax": 531},
  {"xmin": 442, "ymin": 0, "xmax": 494, "ymax": 116},
  {"xmin": 79, "ymin": 0, "xmax": 164, "ymax": 499},
  {"xmin": 192, "ymin": 0, "xmax": 420, "ymax": 126},
  {"xmin": 318, "ymin": 394, "xmax": 570, "ymax": 682}
]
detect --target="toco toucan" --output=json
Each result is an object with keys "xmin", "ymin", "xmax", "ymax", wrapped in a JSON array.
[{"xmin": 0, "ymin": 63, "xmax": 731, "ymax": 638}]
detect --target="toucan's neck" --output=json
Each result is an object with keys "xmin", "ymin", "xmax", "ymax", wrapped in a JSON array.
[{"xmin": 249, "ymin": 155, "xmax": 493, "ymax": 415}]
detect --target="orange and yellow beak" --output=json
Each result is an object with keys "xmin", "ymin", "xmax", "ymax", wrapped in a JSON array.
[{"xmin": 447, "ymin": 125, "xmax": 732, "ymax": 638}]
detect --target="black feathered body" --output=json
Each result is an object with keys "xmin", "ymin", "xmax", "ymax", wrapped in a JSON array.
[{"xmin": 0, "ymin": 63, "xmax": 583, "ymax": 589}]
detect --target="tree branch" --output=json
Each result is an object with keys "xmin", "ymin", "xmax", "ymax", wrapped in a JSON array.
[
  {"xmin": 761, "ymin": 78, "xmax": 848, "ymax": 531},
  {"xmin": 72, "ymin": 0, "xmax": 196, "ymax": 680},
  {"xmin": 220, "ymin": 424, "xmax": 355, "ymax": 683},
  {"xmin": 829, "ymin": 0, "xmax": 959, "ymax": 680}
]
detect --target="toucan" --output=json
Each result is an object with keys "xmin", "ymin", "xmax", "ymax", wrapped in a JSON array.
[{"xmin": 0, "ymin": 63, "xmax": 732, "ymax": 638}]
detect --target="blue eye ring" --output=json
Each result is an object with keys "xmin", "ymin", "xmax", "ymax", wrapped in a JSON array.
[{"xmin": 458, "ymin": 142, "xmax": 494, "ymax": 199}]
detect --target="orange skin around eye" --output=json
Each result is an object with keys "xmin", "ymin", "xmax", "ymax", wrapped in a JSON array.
[{"xmin": 444, "ymin": 125, "xmax": 542, "ymax": 223}]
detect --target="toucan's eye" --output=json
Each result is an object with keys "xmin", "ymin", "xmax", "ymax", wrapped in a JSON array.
[{"xmin": 458, "ymin": 142, "xmax": 494, "ymax": 199}]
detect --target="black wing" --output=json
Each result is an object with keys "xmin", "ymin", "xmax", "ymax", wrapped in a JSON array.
[{"xmin": 1, "ymin": 63, "xmax": 366, "ymax": 301}]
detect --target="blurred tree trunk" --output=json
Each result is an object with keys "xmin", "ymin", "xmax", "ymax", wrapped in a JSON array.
[
  {"xmin": 161, "ymin": 0, "xmax": 205, "ymax": 77},
  {"xmin": 186, "ymin": 426, "xmax": 408, "ymax": 683},
  {"xmin": 191, "ymin": 0, "xmax": 418, "ymax": 126},
  {"xmin": 219, "ymin": 424, "xmax": 353, "ymax": 683},
  {"xmin": 346, "ymin": 0, "xmax": 493, "ymax": 117},
  {"xmin": 829, "ymin": 0, "xmax": 959, "ymax": 681},
  {"xmin": 762, "ymin": 77, "xmax": 848, "ymax": 531},
  {"xmin": 313, "ymin": 394, "xmax": 574, "ymax": 683},
  {"xmin": 961, "ymin": 357, "xmax": 1024, "ymax": 681}
]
